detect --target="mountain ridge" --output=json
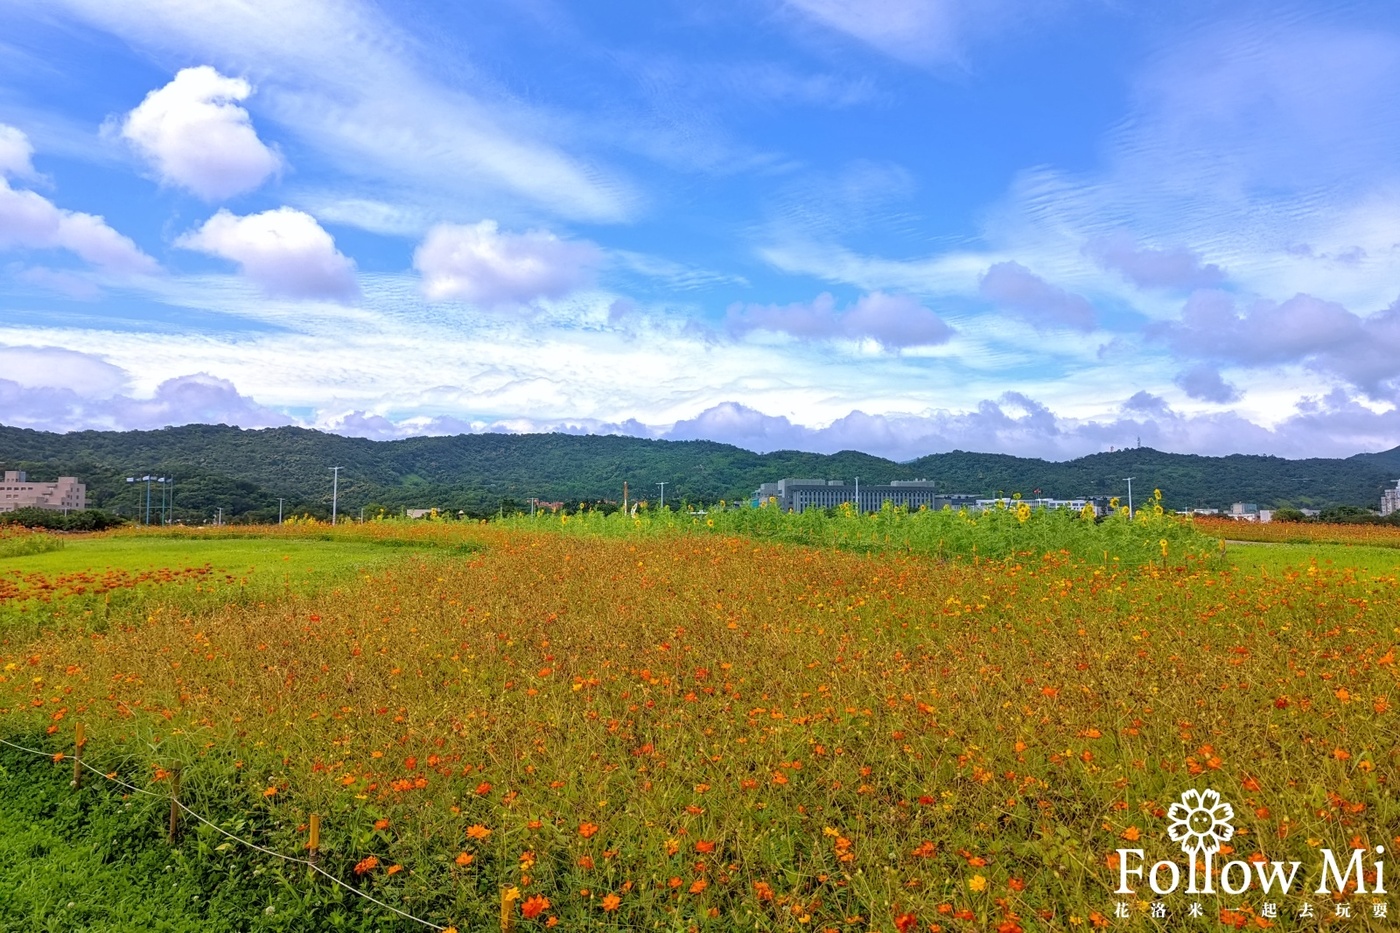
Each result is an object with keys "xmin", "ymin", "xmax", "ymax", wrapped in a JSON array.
[{"xmin": 2, "ymin": 422, "xmax": 1397, "ymax": 522}]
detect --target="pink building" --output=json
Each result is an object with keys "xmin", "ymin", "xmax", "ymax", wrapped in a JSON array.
[{"xmin": 0, "ymin": 471, "xmax": 87, "ymax": 513}]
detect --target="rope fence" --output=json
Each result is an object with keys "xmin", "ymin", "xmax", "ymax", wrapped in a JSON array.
[{"xmin": 0, "ymin": 730, "xmax": 455, "ymax": 931}]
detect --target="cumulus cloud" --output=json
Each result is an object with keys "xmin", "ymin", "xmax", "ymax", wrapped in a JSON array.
[
  {"xmin": 662, "ymin": 393, "xmax": 1400, "ymax": 461},
  {"xmin": 1157, "ymin": 290, "xmax": 1400, "ymax": 397},
  {"xmin": 0, "ymin": 372, "xmax": 290, "ymax": 433},
  {"xmin": 413, "ymin": 221, "xmax": 602, "ymax": 307},
  {"xmin": 177, "ymin": 207, "xmax": 359, "ymax": 301},
  {"xmin": 1086, "ymin": 233, "xmax": 1226, "ymax": 290},
  {"xmin": 978, "ymin": 261, "xmax": 1096, "ymax": 331},
  {"xmin": 0, "ymin": 346, "xmax": 128, "ymax": 395},
  {"xmin": 0, "ymin": 127, "xmax": 158, "ymax": 275},
  {"xmin": 0, "ymin": 123, "xmax": 35, "ymax": 178},
  {"xmin": 725, "ymin": 291, "xmax": 952, "ymax": 348},
  {"xmin": 120, "ymin": 66, "xmax": 281, "ymax": 200},
  {"xmin": 1175, "ymin": 363, "xmax": 1241, "ymax": 404}
]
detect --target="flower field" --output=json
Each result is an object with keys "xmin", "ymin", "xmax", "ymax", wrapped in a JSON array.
[
  {"xmin": 1, "ymin": 514, "xmax": 1397, "ymax": 931},
  {"xmin": 1196, "ymin": 518, "xmax": 1400, "ymax": 550}
]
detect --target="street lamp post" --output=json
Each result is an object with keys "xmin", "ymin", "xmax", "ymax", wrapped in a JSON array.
[
  {"xmin": 657, "ymin": 482, "xmax": 667, "ymax": 511},
  {"xmin": 1124, "ymin": 477, "xmax": 1136, "ymax": 520},
  {"xmin": 330, "ymin": 466, "xmax": 341, "ymax": 526}
]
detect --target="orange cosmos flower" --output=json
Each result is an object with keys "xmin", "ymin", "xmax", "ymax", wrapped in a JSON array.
[
  {"xmin": 353, "ymin": 855, "xmax": 379, "ymax": 875},
  {"xmin": 521, "ymin": 895, "xmax": 551, "ymax": 919},
  {"xmin": 466, "ymin": 824, "xmax": 492, "ymax": 840},
  {"xmin": 579, "ymin": 821, "xmax": 600, "ymax": 838},
  {"xmin": 455, "ymin": 852, "xmax": 475, "ymax": 866},
  {"xmin": 601, "ymin": 894, "xmax": 621, "ymax": 911}
]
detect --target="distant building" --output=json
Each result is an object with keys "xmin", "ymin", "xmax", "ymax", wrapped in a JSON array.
[
  {"xmin": 976, "ymin": 496, "xmax": 1106, "ymax": 516},
  {"xmin": 1228, "ymin": 502, "xmax": 1272, "ymax": 523},
  {"xmin": 1382, "ymin": 481, "xmax": 1400, "ymax": 517},
  {"xmin": 0, "ymin": 471, "xmax": 86, "ymax": 513},
  {"xmin": 752, "ymin": 477, "xmax": 979, "ymax": 514}
]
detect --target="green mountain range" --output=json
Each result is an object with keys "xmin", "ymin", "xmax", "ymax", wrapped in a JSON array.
[{"xmin": 2, "ymin": 423, "xmax": 1398, "ymax": 522}]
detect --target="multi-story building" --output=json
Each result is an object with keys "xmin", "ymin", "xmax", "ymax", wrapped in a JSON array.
[
  {"xmin": 975, "ymin": 496, "xmax": 1106, "ymax": 516},
  {"xmin": 1382, "ymin": 481, "xmax": 1400, "ymax": 517},
  {"xmin": 0, "ymin": 471, "xmax": 87, "ymax": 513},
  {"xmin": 753, "ymin": 478, "xmax": 979, "ymax": 513}
]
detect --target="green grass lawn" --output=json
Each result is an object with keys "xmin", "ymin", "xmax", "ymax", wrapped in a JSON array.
[
  {"xmin": 0, "ymin": 736, "xmax": 422, "ymax": 932},
  {"xmin": 1224, "ymin": 539, "xmax": 1400, "ymax": 576},
  {"xmin": 0, "ymin": 534, "xmax": 446, "ymax": 639}
]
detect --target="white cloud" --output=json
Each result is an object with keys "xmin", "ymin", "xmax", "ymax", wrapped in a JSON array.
[
  {"xmin": 120, "ymin": 65, "xmax": 281, "ymax": 200},
  {"xmin": 177, "ymin": 207, "xmax": 359, "ymax": 301},
  {"xmin": 0, "ymin": 170, "xmax": 158, "ymax": 275},
  {"xmin": 413, "ymin": 220, "xmax": 601, "ymax": 306},
  {"xmin": 0, "ymin": 123, "xmax": 35, "ymax": 178}
]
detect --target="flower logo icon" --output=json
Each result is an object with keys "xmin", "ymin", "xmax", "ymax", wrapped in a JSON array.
[{"xmin": 1166, "ymin": 789, "xmax": 1235, "ymax": 856}]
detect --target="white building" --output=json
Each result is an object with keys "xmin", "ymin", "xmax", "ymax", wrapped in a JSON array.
[
  {"xmin": 0, "ymin": 471, "xmax": 87, "ymax": 513},
  {"xmin": 1383, "ymin": 481, "xmax": 1400, "ymax": 517}
]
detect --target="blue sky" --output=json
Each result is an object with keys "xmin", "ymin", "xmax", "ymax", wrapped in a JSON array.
[{"xmin": 3, "ymin": 0, "xmax": 1400, "ymax": 460}]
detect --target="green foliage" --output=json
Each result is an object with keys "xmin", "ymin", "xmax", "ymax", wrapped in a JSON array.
[
  {"xmin": 0, "ymin": 508, "xmax": 125, "ymax": 532},
  {"xmin": 1271, "ymin": 507, "xmax": 1307, "ymax": 523},
  {"xmin": 507, "ymin": 498, "xmax": 1222, "ymax": 568},
  {"xmin": 0, "ymin": 739, "xmax": 422, "ymax": 931},
  {"xmin": 0, "ymin": 530, "xmax": 64, "ymax": 558}
]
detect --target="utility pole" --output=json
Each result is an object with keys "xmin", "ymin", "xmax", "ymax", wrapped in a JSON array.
[
  {"xmin": 167, "ymin": 476, "xmax": 174, "ymax": 524},
  {"xmin": 622, "ymin": 481, "xmax": 628, "ymax": 514},
  {"xmin": 216, "ymin": 507, "xmax": 223, "ymax": 527},
  {"xmin": 277, "ymin": 498, "xmax": 284, "ymax": 524},
  {"xmin": 854, "ymin": 476, "xmax": 860, "ymax": 513},
  {"xmin": 1124, "ymin": 477, "xmax": 1136, "ymax": 520},
  {"xmin": 330, "ymin": 467, "xmax": 341, "ymax": 526},
  {"xmin": 657, "ymin": 482, "xmax": 667, "ymax": 511}
]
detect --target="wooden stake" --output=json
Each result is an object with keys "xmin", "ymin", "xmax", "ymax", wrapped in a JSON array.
[
  {"xmin": 500, "ymin": 886, "xmax": 519, "ymax": 932},
  {"xmin": 168, "ymin": 769, "xmax": 181, "ymax": 844},
  {"xmin": 72, "ymin": 723, "xmax": 85, "ymax": 788},
  {"xmin": 308, "ymin": 812, "xmax": 321, "ymax": 869}
]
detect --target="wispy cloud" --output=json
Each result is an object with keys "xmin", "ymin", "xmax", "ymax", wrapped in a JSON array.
[
  {"xmin": 725, "ymin": 291, "xmax": 953, "ymax": 349},
  {"xmin": 48, "ymin": 0, "xmax": 637, "ymax": 224}
]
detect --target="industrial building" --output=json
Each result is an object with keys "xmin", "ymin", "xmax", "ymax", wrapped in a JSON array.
[
  {"xmin": 0, "ymin": 471, "xmax": 87, "ymax": 513},
  {"xmin": 753, "ymin": 478, "xmax": 978, "ymax": 513}
]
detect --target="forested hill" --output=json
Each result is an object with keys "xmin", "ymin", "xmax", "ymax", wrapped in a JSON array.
[{"xmin": 1, "ymin": 422, "xmax": 1398, "ymax": 522}]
